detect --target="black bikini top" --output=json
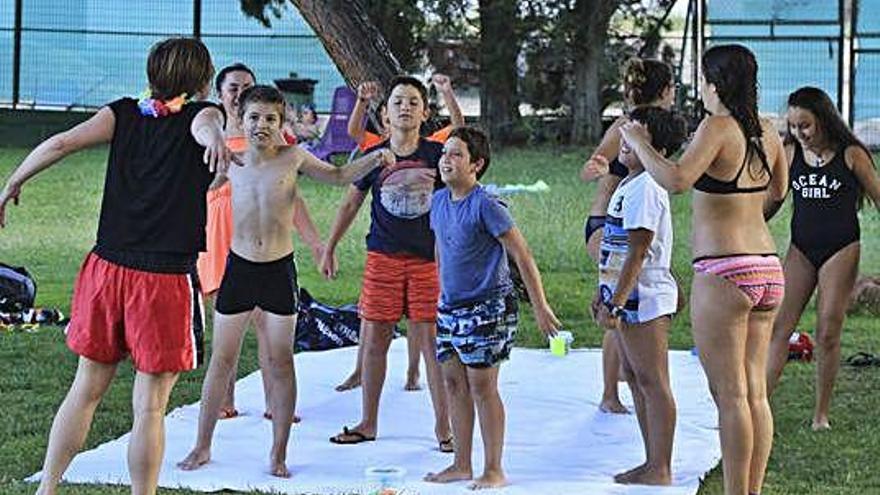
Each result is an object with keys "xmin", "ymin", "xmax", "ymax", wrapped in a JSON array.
[{"xmin": 693, "ymin": 141, "xmax": 772, "ymax": 194}]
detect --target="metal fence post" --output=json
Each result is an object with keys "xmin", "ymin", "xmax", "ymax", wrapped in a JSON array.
[
  {"xmin": 12, "ymin": 0, "xmax": 22, "ymax": 108},
  {"xmin": 847, "ymin": 0, "xmax": 856, "ymax": 126},
  {"xmin": 193, "ymin": 0, "xmax": 202, "ymax": 39}
]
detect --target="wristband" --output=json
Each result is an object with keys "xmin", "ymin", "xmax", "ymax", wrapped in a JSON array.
[{"xmin": 604, "ymin": 301, "xmax": 625, "ymax": 319}]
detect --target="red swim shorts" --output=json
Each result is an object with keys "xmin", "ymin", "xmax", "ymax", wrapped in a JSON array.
[{"xmin": 65, "ymin": 252, "xmax": 205, "ymax": 373}]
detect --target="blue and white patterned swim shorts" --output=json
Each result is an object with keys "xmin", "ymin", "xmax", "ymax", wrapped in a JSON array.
[{"xmin": 436, "ymin": 293, "xmax": 518, "ymax": 368}]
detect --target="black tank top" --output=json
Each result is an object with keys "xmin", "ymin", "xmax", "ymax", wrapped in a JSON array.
[{"xmin": 790, "ymin": 143, "xmax": 861, "ymax": 248}]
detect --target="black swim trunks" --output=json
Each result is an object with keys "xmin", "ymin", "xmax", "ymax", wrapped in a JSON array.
[{"xmin": 215, "ymin": 251, "xmax": 299, "ymax": 316}]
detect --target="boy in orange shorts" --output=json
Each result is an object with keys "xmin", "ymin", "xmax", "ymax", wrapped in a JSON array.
[
  {"xmin": 324, "ymin": 76, "xmax": 452, "ymax": 451},
  {"xmin": 335, "ymin": 73, "xmax": 464, "ymax": 394},
  {"xmin": 0, "ymin": 38, "xmax": 231, "ymax": 495}
]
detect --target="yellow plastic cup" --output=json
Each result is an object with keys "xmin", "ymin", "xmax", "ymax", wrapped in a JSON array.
[{"xmin": 550, "ymin": 330, "xmax": 574, "ymax": 356}]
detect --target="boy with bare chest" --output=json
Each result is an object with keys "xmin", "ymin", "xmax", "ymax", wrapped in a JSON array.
[{"xmin": 179, "ymin": 85, "xmax": 392, "ymax": 477}]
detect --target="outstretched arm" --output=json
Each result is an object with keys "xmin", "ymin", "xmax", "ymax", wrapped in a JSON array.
[
  {"xmin": 191, "ymin": 106, "xmax": 233, "ymax": 174},
  {"xmin": 320, "ymin": 185, "xmax": 368, "ymax": 279},
  {"xmin": 299, "ymin": 148, "xmax": 393, "ymax": 185},
  {"xmin": 432, "ymin": 74, "xmax": 464, "ymax": 127},
  {"xmin": 0, "ymin": 107, "xmax": 115, "ymax": 227},
  {"xmin": 620, "ymin": 116, "xmax": 725, "ymax": 193},
  {"xmin": 580, "ymin": 117, "xmax": 625, "ymax": 182},
  {"xmin": 498, "ymin": 226, "xmax": 561, "ymax": 338}
]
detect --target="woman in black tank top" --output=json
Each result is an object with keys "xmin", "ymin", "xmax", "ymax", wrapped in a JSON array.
[{"xmin": 766, "ymin": 87, "xmax": 880, "ymax": 432}]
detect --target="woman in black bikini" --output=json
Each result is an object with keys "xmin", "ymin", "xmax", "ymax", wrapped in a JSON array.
[
  {"xmin": 766, "ymin": 86, "xmax": 880, "ymax": 431},
  {"xmin": 620, "ymin": 45, "xmax": 788, "ymax": 495}
]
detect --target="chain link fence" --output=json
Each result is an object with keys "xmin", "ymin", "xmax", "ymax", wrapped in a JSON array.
[
  {"xmin": 0, "ymin": 0, "xmax": 345, "ymax": 112},
  {"xmin": 853, "ymin": 2, "xmax": 880, "ymax": 145}
]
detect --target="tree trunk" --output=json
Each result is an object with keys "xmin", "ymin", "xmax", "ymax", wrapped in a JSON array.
[
  {"xmin": 570, "ymin": 0, "xmax": 619, "ymax": 145},
  {"xmin": 290, "ymin": 0, "xmax": 402, "ymax": 86},
  {"xmin": 478, "ymin": 0, "xmax": 522, "ymax": 145}
]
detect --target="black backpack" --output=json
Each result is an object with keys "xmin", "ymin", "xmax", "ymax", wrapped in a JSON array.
[
  {"xmin": 294, "ymin": 287, "xmax": 399, "ymax": 352},
  {"xmin": 0, "ymin": 263, "xmax": 37, "ymax": 312}
]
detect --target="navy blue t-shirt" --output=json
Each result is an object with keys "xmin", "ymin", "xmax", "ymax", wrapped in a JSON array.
[
  {"xmin": 354, "ymin": 138, "xmax": 444, "ymax": 260},
  {"xmin": 430, "ymin": 185, "xmax": 515, "ymax": 306}
]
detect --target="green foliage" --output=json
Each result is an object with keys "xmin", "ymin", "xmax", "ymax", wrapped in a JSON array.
[
  {"xmin": 240, "ymin": 0, "xmax": 431, "ymax": 72},
  {"xmin": 2, "ymin": 146, "xmax": 880, "ymax": 494},
  {"xmin": 520, "ymin": 0, "xmax": 679, "ymax": 115}
]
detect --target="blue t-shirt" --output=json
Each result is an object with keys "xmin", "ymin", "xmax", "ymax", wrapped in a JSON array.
[
  {"xmin": 430, "ymin": 185, "xmax": 515, "ymax": 306},
  {"xmin": 354, "ymin": 138, "xmax": 443, "ymax": 260}
]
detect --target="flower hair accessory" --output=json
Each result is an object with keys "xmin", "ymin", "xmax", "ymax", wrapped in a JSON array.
[{"xmin": 138, "ymin": 90, "xmax": 191, "ymax": 118}]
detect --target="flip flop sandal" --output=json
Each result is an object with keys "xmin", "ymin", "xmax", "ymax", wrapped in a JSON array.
[
  {"xmin": 329, "ymin": 426, "xmax": 376, "ymax": 444},
  {"xmin": 845, "ymin": 352, "xmax": 880, "ymax": 367},
  {"xmin": 263, "ymin": 411, "xmax": 302, "ymax": 423},
  {"xmin": 218, "ymin": 407, "xmax": 239, "ymax": 419},
  {"xmin": 439, "ymin": 437, "xmax": 455, "ymax": 453}
]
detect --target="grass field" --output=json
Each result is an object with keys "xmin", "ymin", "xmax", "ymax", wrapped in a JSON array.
[{"xmin": 1, "ymin": 145, "xmax": 879, "ymax": 494}]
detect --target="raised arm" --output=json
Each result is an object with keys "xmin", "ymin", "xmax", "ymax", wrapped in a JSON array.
[
  {"xmin": 320, "ymin": 185, "xmax": 368, "ymax": 279},
  {"xmin": 299, "ymin": 148, "xmax": 392, "ymax": 185},
  {"xmin": 191, "ymin": 106, "xmax": 232, "ymax": 174},
  {"xmin": 348, "ymin": 81, "xmax": 381, "ymax": 143},
  {"xmin": 847, "ymin": 144, "xmax": 880, "ymax": 210},
  {"xmin": 580, "ymin": 116, "xmax": 625, "ymax": 182},
  {"xmin": 432, "ymin": 74, "xmax": 464, "ymax": 127},
  {"xmin": 498, "ymin": 226, "xmax": 561, "ymax": 337},
  {"xmin": 0, "ymin": 106, "xmax": 115, "ymax": 227},
  {"xmin": 621, "ymin": 116, "xmax": 725, "ymax": 193}
]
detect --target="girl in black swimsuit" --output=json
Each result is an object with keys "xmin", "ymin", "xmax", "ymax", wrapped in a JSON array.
[{"xmin": 766, "ymin": 86, "xmax": 880, "ymax": 431}]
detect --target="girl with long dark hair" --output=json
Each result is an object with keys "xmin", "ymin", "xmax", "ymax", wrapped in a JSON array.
[
  {"xmin": 620, "ymin": 44, "xmax": 789, "ymax": 495},
  {"xmin": 766, "ymin": 86, "xmax": 880, "ymax": 430}
]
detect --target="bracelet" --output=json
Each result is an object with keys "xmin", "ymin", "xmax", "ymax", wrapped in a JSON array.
[{"xmin": 604, "ymin": 301, "xmax": 624, "ymax": 319}]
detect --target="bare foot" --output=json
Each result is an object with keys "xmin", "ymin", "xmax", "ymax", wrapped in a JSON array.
[
  {"xmin": 613, "ymin": 462, "xmax": 647, "ymax": 483},
  {"xmin": 405, "ymin": 369, "xmax": 422, "ymax": 391},
  {"xmin": 469, "ymin": 470, "xmax": 507, "ymax": 490},
  {"xmin": 616, "ymin": 465, "xmax": 671, "ymax": 485},
  {"xmin": 812, "ymin": 417, "xmax": 831, "ymax": 431},
  {"xmin": 269, "ymin": 459, "xmax": 291, "ymax": 478},
  {"xmin": 424, "ymin": 464, "xmax": 473, "ymax": 483},
  {"xmin": 599, "ymin": 398, "xmax": 629, "ymax": 414},
  {"xmin": 177, "ymin": 447, "xmax": 210, "ymax": 471},
  {"xmin": 335, "ymin": 372, "xmax": 361, "ymax": 392}
]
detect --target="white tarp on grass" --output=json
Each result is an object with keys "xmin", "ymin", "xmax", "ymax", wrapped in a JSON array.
[{"xmin": 30, "ymin": 339, "xmax": 720, "ymax": 494}]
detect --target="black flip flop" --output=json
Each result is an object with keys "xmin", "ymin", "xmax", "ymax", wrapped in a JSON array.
[
  {"xmin": 329, "ymin": 426, "xmax": 376, "ymax": 444},
  {"xmin": 439, "ymin": 436, "xmax": 455, "ymax": 453},
  {"xmin": 845, "ymin": 352, "xmax": 880, "ymax": 367}
]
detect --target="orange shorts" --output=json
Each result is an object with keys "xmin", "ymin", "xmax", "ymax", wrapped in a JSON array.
[
  {"xmin": 359, "ymin": 251, "xmax": 439, "ymax": 323},
  {"xmin": 66, "ymin": 253, "xmax": 204, "ymax": 373},
  {"xmin": 196, "ymin": 182, "xmax": 232, "ymax": 295}
]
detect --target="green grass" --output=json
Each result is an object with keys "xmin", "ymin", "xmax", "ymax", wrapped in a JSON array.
[{"xmin": 1, "ymin": 146, "xmax": 879, "ymax": 494}]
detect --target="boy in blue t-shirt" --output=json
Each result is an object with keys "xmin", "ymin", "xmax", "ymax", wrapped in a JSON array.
[{"xmin": 425, "ymin": 126, "xmax": 561, "ymax": 489}]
